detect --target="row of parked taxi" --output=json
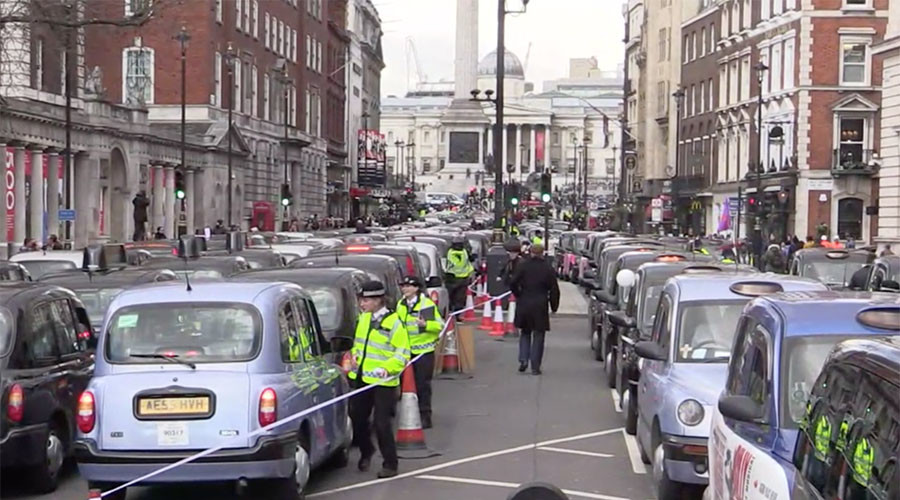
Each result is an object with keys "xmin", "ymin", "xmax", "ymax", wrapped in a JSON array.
[
  {"xmin": 555, "ymin": 231, "xmax": 900, "ymax": 500},
  {"xmin": 0, "ymin": 221, "xmax": 490, "ymax": 499}
]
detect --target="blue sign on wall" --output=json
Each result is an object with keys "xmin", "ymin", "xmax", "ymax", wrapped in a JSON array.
[{"xmin": 58, "ymin": 209, "xmax": 76, "ymax": 222}]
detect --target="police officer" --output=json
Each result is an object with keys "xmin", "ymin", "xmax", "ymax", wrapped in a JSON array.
[
  {"xmin": 445, "ymin": 235, "xmax": 475, "ymax": 311},
  {"xmin": 348, "ymin": 280, "xmax": 411, "ymax": 478},
  {"xmin": 532, "ymin": 230, "xmax": 544, "ymax": 246},
  {"xmin": 396, "ymin": 276, "xmax": 444, "ymax": 429}
]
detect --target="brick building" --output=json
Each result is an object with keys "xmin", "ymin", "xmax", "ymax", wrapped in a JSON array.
[
  {"xmin": 711, "ymin": 0, "xmax": 887, "ymax": 244},
  {"xmin": 84, "ymin": 0, "xmax": 349, "ymax": 231},
  {"xmin": 676, "ymin": 0, "xmax": 719, "ymax": 234}
]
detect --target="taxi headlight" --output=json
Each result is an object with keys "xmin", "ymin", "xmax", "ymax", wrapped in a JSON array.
[{"xmin": 677, "ymin": 399, "xmax": 704, "ymax": 426}]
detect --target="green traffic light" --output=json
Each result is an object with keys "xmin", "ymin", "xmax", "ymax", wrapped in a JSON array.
[
  {"xmin": 176, "ymin": 190, "xmax": 186, "ymax": 200},
  {"xmin": 511, "ymin": 197, "xmax": 519, "ymax": 206},
  {"xmin": 281, "ymin": 198, "xmax": 291, "ymax": 207},
  {"xmin": 541, "ymin": 193, "xmax": 551, "ymax": 203}
]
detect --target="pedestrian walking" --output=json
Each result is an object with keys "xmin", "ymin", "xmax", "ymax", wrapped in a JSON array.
[
  {"xmin": 509, "ymin": 244, "xmax": 560, "ymax": 375},
  {"xmin": 348, "ymin": 280, "xmax": 410, "ymax": 478},
  {"xmin": 500, "ymin": 238, "xmax": 523, "ymax": 289},
  {"xmin": 396, "ymin": 276, "xmax": 443, "ymax": 429},
  {"xmin": 132, "ymin": 191, "xmax": 149, "ymax": 241},
  {"xmin": 764, "ymin": 244, "xmax": 786, "ymax": 273}
]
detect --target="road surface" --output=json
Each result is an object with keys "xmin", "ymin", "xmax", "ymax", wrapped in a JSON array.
[{"xmin": 2, "ymin": 284, "xmax": 657, "ymax": 500}]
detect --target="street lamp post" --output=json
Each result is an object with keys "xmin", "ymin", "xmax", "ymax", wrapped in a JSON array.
[
  {"xmin": 175, "ymin": 26, "xmax": 190, "ymax": 238},
  {"xmin": 407, "ymin": 141, "xmax": 416, "ymax": 188},
  {"xmin": 394, "ymin": 140, "xmax": 404, "ymax": 187},
  {"xmin": 275, "ymin": 58, "xmax": 291, "ymax": 230},
  {"xmin": 582, "ymin": 136, "xmax": 591, "ymax": 207},
  {"xmin": 224, "ymin": 43, "xmax": 237, "ymax": 229},
  {"xmin": 753, "ymin": 61, "xmax": 769, "ymax": 269},
  {"xmin": 361, "ymin": 111, "xmax": 370, "ymax": 187},
  {"xmin": 518, "ymin": 142, "xmax": 526, "ymax": 184},
  {"xmin": 569, "ymin": 135, "xmax": 577, "ymax": 212}
]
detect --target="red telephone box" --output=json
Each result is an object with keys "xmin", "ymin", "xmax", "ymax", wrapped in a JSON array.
[{"xmin": 251, "ymin": 201, "xmax": 275, "ymax": 231}]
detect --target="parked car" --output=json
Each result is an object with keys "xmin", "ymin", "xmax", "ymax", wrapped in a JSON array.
[
  {"xmin": 634, "ymin": 273, "xmax": 828, "ymax": 500},
  {"xmin": 385, "ymin": 240, "xmax": 450, "ymax": 317},
  {"xmin": 308, "ymin": 243, "xmax": 426, "ymax": 282},
  {"xmin": 609, "ymin": 260, "xmax": 758, "ymax": 434},
  {"xmin": 789, "ymin": 248, "xmax": 871, "ymax": 289},
  {"xmin": 706, "ymin": 292, "xmax": 900, "ymax": 500},
  {"xmin": 140, "ymin": 254, "xmax": 252, "ymax": 280},
  {"xmin": 0, "ymin": 283, "xmax": 94, "ymax": 493},
  {"xmin": 0, "ymin": 262, "xmax": 32, "ymax": 281},
  {"xmin": 73, "ymin": 281, "xmax": 353, "ymax": 500},
  {"xmin": 292, "ymin": 253, "xmax": 404, "ymax": 305},
  {"xmin": 789, "ymin": 335, "xmax": 899, "ymax": 500},
  {"xmin": 10, "ymin": 244, "xmax": 128, "ymax": 279},
  {"xmin": 865, "ymin": 255, "xmax": 900, "ymax": 292}
]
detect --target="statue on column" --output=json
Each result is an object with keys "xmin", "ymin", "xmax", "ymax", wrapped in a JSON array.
[{"xmin": 132, "ymin": 190, "xmax": 149, "ymax": 241}]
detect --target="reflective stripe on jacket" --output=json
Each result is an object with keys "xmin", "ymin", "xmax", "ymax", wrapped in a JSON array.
[
  {"xmin": 852, "ymin": 436, "xmax": 874, "ymax": 485},
  {"xmin": 396, "ymin": 294, "xmax": 444, "ymax": 354},
  {"xmin": 813, "ymin": 415, "xmax": 832, "ymax": 461},
  {"xmin": 446, "ymin": 248, "xmax": 474, "ymax": 278},
  {"xmin": 347, "ymin": 311, "xmax": 411, "ymax": 387}
]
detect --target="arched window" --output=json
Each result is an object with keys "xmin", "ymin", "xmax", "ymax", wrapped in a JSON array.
[{"xmin": 837, "ymin": 197, "xmax": 863, "ymax": 240}]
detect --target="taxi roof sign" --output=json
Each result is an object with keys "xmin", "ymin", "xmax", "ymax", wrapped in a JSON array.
[
  {"xmin": 729, "ymin": 281, "xmax": 784, "ymax": 297},
  {"xmin": 856, "ymin": 308, "xmax": 900, "ymax": 331}
]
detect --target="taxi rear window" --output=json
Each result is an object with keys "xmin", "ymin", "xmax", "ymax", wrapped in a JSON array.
[
  {"xmin": 0, "ymin": 307, "xmax": 13, "ymax": 357},
  {"xmin": 308, "ymin": 287, "xmax": 342, "ymax": 332},
  {"xmin": 802, "ymin": 261, "xmax": 866, "ymax": 287},
  {"xmin": 106, "ymin": 303, "xmax": 261, "ymax": 364}
]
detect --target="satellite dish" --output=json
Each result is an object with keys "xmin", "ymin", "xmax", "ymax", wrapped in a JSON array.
[{"xmin": 508, "ymin": 482, "xmax": 569, "ymax": 500}]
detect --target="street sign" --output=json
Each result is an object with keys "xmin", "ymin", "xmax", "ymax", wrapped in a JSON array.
[
  {"xmin": 651, "ymin": 198, "xmax": 663, "ymax": 208},
  {"xmin": 651, "ymin": 208, "xmax": 662, "ymax": 222},
  {"xmin": 58, "ymin": 209, "xmax": 76, "ymax": 221},
  {"xmin": 370, "ymin": 189, "xmax": 389, "ymax": 198}
]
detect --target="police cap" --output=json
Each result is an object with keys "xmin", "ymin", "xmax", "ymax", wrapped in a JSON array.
[
  {"xmin": 399, "ymin": 275, "xmax": 424, "ymax": 288},
  {"xmin": 359, "ymin": 280, "xmax": 387, "ymax": 298}
]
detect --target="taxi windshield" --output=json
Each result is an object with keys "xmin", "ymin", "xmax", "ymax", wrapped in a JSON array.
[
  {"xmin": 640, "ymin": 285, "xmax": 664, "ymax": 331},
  {"xmin": 76, "ymin": 288, "xmax": 123, "ymax": 325},
  {"xmin": 106, "ymin": 303, "xmax": 261, "ymax": 364},
  {"xmin": 308, "ymin": 287, "xmax": 342, "ymax": 332},
  {"xmin": 802, "ymin": 261, "xmax": 865, "ymax": 287},
  {"xmin": 173, "ymin": 269, "xmax": 224, "ymax": 281},
  {"xmin": 675, "ymin": 302, "xmax": 746, "ymax": 362},
  {"xmin": 780, "ymin": 335, "xmax": 857, "ymax": 429},
  {"xmin": 0, "ymin": 307, "xmax": 13, "ymax": 357}
]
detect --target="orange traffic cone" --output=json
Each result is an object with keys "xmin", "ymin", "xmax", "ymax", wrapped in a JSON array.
[
  {"xmin": 88, "ymin": 489, "xmax": 103, "ymax": 499},
  {"xmin": 504, "ymin": 295, "xmax": 517, "ymax": 336},
  {"xmin": 479, "ymin": 297, "xmax": 494, "ymax": 330},
  {"xmin": 475, "ymin": 277, "xmax": 488, "ymax": 306},
  {"xmin": 439, "ymin": 322, "xmax": 470, "ymax": 379},
  {"xmin": 490, "ymin": 299, "xmax": 505, "ymax": 337},
  {"xmin": 396, "ymin": 366, "xmax": 440, "ymax": 459},
  {"xmin": 462, "ymin": 287, "xmax": 476, "ymax": 321}
]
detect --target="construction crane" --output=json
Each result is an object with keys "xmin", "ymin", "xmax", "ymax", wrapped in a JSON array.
[
  {"xmin": 523, "ymin": 42, "xmax": 533, "ymax": 76},
  {"xmin": 405, "ymin": 37, "xmax": 426, "ymax": 92}
]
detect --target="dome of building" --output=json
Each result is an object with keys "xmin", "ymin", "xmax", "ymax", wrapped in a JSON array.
[{"xmin": 478, "ymin": 50, "xmax": 525, "ymax": 79}]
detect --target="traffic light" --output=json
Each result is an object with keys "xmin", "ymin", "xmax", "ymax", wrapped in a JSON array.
[
  {"xmin": 174, "ymin": 170, "xmax": 186, "ymax": 200},
  {"xmin": 540, "ymin": 173, "xmax": 552, "ymax": 203},
  {"xmin": 507, "ymin": 183, "xmax": 519, "ymax": 207},
  {"xmin": 747, "ymin": 194, "xmax": 758, "ymax": 212},
  {"xmin": 280, "ymin": 183, "xmax": 293, "ymax": 207}
]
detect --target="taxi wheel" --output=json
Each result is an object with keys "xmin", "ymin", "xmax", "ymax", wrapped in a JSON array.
[
  {"xmin": 623, "ymin": 390, "xmax": 638, "ymax": 435},
  {"xmin": 29, "ymin": 423, "xmax": 66, "ymax": 493},
  {"xmin": 269, "ymin": 435, "xmax": 311, "ymax": 499},
  {"xmin": 604, "ymin": 351, "xmax": 616, "ymax": 388},
  {"xmin": 652, "ymin": 439, "xmax": 682, "ymax": 500},
  {"xmin": 592, "ymin": 331, "xmax": 603, "ymax": 361}
]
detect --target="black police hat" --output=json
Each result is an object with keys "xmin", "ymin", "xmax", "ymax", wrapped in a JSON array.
[
  {"xmin": 359, "ymin": 280, "xmax": 387, "ymax": 298},
  {"xmin": 399, "ymin": 275, "xmax": 424, "ymax": 288}
]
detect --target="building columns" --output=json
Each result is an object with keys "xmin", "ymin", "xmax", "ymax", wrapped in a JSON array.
[
  {"xmin": 486, "ymin": 126, "xmax": 493, "ymax": 160},
  {"xmin": 543, "ymin": 125, "xmax": 550, "ymax": 170},
  {"xmin": 151, "ymin": 165, "xmax": 164, "ymax": 234},
  {"xmin": 185, "ymin": 169, "xmax": 195, "ymax": 235},
  {"xmin": 514, "ymin": 125, "xmax": 522, "ymax": 174},
  {"xmin": 502, "ymin": 126, "xmax": 508, "ymax": 172},
  {"xmin": 74, "ymin": 153, "xmax": 99, "ymax": 249},
  {"xmin": 46, "ymin": 150, "xmax": 59, "ymax": 239},
  {"xmin": 12, "ymin": 146, "xmax": 25, "ymax": 245},
  {"xmin": 291, "ymin": 161, "xmax": 302, "ymax": 220},
  {"xmin": 29, "ymin": 148, "xmax": 44, "ymax": 241},
  {"xmin": 164, "ymin": 165, "xmax": 175, "ymax": 238},
  {"xmin": 529, "ymin": 126, "xmax": 536, "ymax": 171}
]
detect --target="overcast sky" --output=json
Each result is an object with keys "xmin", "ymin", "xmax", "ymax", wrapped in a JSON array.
[{"xmin": 374, "ymin": 0, "xmax": 625, "ymax": 97}]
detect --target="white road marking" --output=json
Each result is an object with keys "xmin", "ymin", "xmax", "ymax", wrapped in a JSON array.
[
  {"xmin": 307, "ymin": 427, "xmax": 625, "ymax": 497},
  {"xmin": 537, "ymin": 446, "xmax": 614, "ymax": 458},
  {"xmin": 621, "ymin": 429, "xmax": 648, "ymax": 475},
  {"xmin": 610, "ymin": 388, "xmax": 622, "ymax": 413},
  {"xmin": 416, "ymin": 475, "xmax": 632, "ymax": 500}
]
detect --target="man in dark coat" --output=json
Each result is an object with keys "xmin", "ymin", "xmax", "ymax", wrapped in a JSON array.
[
  {"xmin": 132, "ymin": 191, "xmax": 150, "ymax": 241},
  {"xmin": 509, "ymin": 244, "xmax": 560, "ymax": 375}
]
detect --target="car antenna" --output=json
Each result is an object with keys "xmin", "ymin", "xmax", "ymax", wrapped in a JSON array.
[{"xmin": 178, "ymin": 236, "xmax": 196, "ymax": 292}]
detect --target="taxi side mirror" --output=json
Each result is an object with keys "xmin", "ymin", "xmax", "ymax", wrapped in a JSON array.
[
  {"xmin": 329, "ymin": 336, "xmax": 354, "ymax": 353},
  {"xmin": 634, "ymin": 341, "xmax": 666, "ymax": 361},
  {"xmin": 608, "ymin": 310, "xmax": 636, "ymax": 329},
  {"xmin": 717, "ymin": 395, "xmax": 767, "ymax": 424}
]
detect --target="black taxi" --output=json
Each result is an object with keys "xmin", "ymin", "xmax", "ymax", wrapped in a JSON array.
[
  {"xmin": 0, "ymin": 282, "xmax": 94, "ymax": 493},
  {"xmin": 789, "ymin": 248, "xmax": 871, "ymax": 289}
]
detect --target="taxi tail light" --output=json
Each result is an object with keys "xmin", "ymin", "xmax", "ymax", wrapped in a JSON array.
[
  {"xmin": 259, "ymin": 388, "xmax": 277, "ymax": 427},
  {"xmin": 430, "ymin": 290, "xmax": 440, "ymax": 304},
  {"xmin": 405, "ymin": 256, "xmax": 416, "ymax": 276},
  {"xmin": 7, "ymin": 383, "xmax": 24, "ymax": 423},
  {"xmin": 346, "ymin": 245, "xmax": 370, "ymax": 252},
  {"xmin": 76, "ymin": 391, "xmax": 95, "ymax": 433}
]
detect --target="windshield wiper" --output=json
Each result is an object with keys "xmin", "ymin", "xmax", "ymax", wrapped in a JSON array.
[{"xmin": 130, "ymin": 353, "xmax": 197, "ymax": 370}]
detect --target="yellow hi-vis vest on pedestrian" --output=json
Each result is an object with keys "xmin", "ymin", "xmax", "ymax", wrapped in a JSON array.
[
  {"xmin": 532, "ymin": 236, "xmax": 544, "ymax": 246},
  {"xmin": 348, "ymin": 310, "xmax": 410, "ymax": 387},
  {"xmin": 851, "ymin": 436, "xmax": 874, "ymax": 486},
  {"xmin": 813, "ymin": 415, "xmax": 832, "ymax": 461},
  {"xmin": 396, "ymin": 294, "xmax": 444, "ymax": 355},
  {"xmin": 446, "ymin": 248, "xmax": 474, "ymax": 278}
]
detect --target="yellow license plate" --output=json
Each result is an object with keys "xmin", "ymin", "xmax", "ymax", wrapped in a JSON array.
[{"xmin": 137, "ymin": 396, "xmax": 210, "ymax": 416}]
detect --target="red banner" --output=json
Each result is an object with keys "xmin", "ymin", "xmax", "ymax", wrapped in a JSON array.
[
  {"xmin": 5, "ymin": 148, "xmax": 65, "ymax": 241},
  {"xmin": 535, "ymin": 129, "xmax": 546, "ymax": 169}
]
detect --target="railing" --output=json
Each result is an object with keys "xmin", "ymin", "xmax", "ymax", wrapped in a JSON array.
[{"xmin": 832, "ymin": 148, "xmax": 878, "ymax": 176}]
